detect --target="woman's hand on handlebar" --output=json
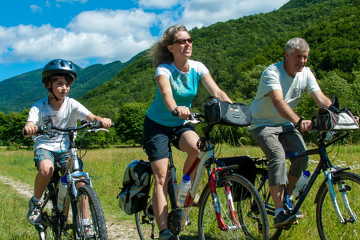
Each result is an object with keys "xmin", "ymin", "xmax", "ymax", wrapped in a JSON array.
[
  {"xmin": 172, "ymin": 106, "xmax": 191, "ymax": 120},
  {"xmin": 23, "ymin": 122, "xmax": 38, "ymax": 136}
]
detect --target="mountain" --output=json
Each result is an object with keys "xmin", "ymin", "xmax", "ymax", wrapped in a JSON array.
[
  {"xmin": 0, "ymin": 61, "xmax": 124, "ymax": 113},
  {"xmin": 81, "ymin": 0, "xmax": 360, "ymax": 118}
]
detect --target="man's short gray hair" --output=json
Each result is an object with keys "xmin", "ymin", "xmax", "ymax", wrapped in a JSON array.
[{"xmin": 284, "ymin": 37, "xmax": 310, "ymax": 53}]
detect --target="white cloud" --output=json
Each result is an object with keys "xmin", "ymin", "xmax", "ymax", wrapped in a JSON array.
[
  {"xmin": 0, "ymin": 9, "xmax": 158, "ymax": 64},
  {"xmin": 138, "ymin": 0, "xmax": 180, "ymax": 9},
  {"xmin": 0, "ymin": 0, "xmax": 290, "ymax": 65},
  {"xmin": 30, "ymin": 4, "xmax": 42, "ymax": 13},
  {"xmin": 174, "ymin": 0, "xmax": 290, "ymax": 29}
]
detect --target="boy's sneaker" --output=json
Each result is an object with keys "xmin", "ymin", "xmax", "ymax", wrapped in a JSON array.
[
  {"xmin": 274, "ymin": 211, "xmax": 297, "ymax": 228},
  {"xmin": 83, "ymin": 224, "xmax": 95, "ymax": 239},
  {"xmin": 27, "ymin": 196, "xmax": 42, "ymax": 224},
  {"xmin": 159, "ymin": 229, "xmax": 178, "ymax": 240}
]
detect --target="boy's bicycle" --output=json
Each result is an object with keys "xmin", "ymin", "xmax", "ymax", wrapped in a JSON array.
[
  {"xmin": 34, "ymin": 121, "xmax": 108, "ymax": 240},
  {"xmin": 249, "ymin": 124, "xmax": 360, "ymax": 239},
  {"xmin": 135, "ymin": 113, "xmax": 270, "ymax": 240}
]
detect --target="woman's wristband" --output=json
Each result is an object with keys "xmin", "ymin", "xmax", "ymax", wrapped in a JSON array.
[{"xmin": 171, "ymin": 106, "xmax": 179, "ymax": 116}]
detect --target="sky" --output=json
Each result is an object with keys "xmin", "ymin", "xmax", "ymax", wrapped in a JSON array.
[{"xmin": 0, "ymin": 0, "xmax": 290, "ymax": 81}]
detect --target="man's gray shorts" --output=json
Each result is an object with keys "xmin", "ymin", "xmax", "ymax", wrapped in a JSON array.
[{"xmin": 250, "ymin": 125, "xmax": 308, "ymax": 186}]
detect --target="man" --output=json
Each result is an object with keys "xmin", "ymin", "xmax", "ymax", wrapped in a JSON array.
[{"xmin": 250, "ymin": 37, "xmax": 332, "ymax": 228}]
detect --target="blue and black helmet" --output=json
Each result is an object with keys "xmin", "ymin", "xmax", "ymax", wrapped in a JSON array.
[{"xmin": 42, "ymin": 59, "xmax": 77, "ymax": 85}]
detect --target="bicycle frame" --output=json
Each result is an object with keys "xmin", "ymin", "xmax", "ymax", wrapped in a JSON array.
[
  {"xmin": 179, "ymin": 124, "xmax": 242, "ymax": 231},
  {"xmin": 263, "ymin": 131, "xmax": 357, "ymax": 224}
]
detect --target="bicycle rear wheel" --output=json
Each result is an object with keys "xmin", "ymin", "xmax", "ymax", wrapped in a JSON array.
[
  {"xmin": 198, "ymin": 174, "xmax": 269, "ymax": 240},
  {"xmin": 73, "ymin": 185, "xmax": 108, "ymax": 240},
  {"xmin": 316, "ymin": 171, "xmax": 360, "ymax": 240},
  {"xmin": 254, "ymin": 170, "xmax": 283, "ymax": 240},
  {"xmin": 135, "ymin": 200, "xmax": 160, "ymax": 240}
]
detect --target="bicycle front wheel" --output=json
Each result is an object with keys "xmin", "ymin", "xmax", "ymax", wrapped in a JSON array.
[
  {"xmin": 135, "ymin": 200, "xmax": 160, "ymax": 240},
  {"xmin": 316, "ymin": 171, "xmax": 360, "ymax": 240},
  {"xmin": 73, "ymin": 185, "xmax": 108, "ymax": 240},
  {"xmin": 198, "ymin": 174, "xmax": 269, "ymax": 240}
]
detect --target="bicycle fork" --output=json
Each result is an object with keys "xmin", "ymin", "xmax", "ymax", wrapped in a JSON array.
[
  {"xmin": 209, "ymin": 169, "xmax": 240, "ymax": 231},
  {"xmin": 324, "ymin": 170, "xmax": 357, "ymax": 224}
]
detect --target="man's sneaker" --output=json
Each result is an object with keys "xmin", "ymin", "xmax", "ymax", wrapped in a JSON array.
[
  {"xmin": 83, "ymin": 224, "xmax": 95, "ymax": 239},
  {"xmin": 274, "ymin": 211, "xmax": 297, "ymax": 228},
  {"xmin": 27, "ymin": 196, "xmax": 42, "ymax": 224},
  {"xmin": 159, "ymin": 229, "xmax": 177, "ymax": 240},
  {"xmin": 283, "ymin": 195, "xmax": 304, "ymax": 219}
]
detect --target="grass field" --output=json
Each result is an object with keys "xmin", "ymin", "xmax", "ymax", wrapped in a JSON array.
[{"xmin": 0, "ymin": 143, "xmax": 359, "ymax": 239}]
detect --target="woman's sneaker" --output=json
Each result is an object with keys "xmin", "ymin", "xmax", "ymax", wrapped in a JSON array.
[
  {"xmin": 159, "ymin": 229, "xmax": 178, "ymax": 240},
  {"xmin": 27, "ymin": 196, "xmax": 42, "ymax": 224}
]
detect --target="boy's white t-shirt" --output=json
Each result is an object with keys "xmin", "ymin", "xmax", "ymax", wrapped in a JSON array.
[
  {"xmin": 27, "ymin": 97, "xmax": 91, "ymax": 152},
  {"xmin": 250, "ymin": 61, "xmax": 321, "ymax": 128}
]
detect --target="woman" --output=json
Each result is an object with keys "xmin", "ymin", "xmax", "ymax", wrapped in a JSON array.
[{"xmin": 144, "ymin": 24, "xmax": 232, "ymax": 240}]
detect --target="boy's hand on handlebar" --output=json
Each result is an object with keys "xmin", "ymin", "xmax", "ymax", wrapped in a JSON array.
[
  {"xmin": 99, "ymin": 118, "xmax": 112, "ymax": 128},
  {"xmin": 172, "ymin": 106, "xmax": 191, "ymax": 120},
  {"xmin": 23, "ymin": 122, "xmax": 38, "ymax": 136}
]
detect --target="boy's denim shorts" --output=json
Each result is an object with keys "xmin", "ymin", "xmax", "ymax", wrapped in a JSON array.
[
  {"xmin": 143, "ymin": 116, "xmax": 195, "ymax": 162},
  {"xmin": 34, "ymin": 148, "xmax": 73, "ymax": 171}
]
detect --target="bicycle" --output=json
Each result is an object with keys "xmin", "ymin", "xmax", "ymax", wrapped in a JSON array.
[
  {"xmin": 33, "ymin": 121, "xmax": 108, "ymax": 240},
  {"xmin": 135, "ymin": 113, "xmax": 269, "ymax": 240},
  {"xmin": 249, "ymin": 124, "xmax": 360, "ymax": 239}
]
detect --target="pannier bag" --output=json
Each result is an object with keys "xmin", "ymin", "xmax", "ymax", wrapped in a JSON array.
[
  {"xmin": 217, "ymin": 156, "xmax": 256, "ymax": 201},
  {"xmin": 118, "ymin": 160, "xmax": 152, "ymax": 215},
  {"xmin": 203, "ymin": 97, "xmax": 252, "ymax": 126},
  {"xmin": 313, "ymin": 106, "xmax": 359, "ymax": 131}
]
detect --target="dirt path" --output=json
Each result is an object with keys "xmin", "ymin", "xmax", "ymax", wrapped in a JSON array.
[{"xmin": 0, "ymin": 175, "xmax": 138, "ymax": 240}]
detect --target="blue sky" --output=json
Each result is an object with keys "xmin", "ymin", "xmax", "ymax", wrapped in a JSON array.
[{"xmin": 0, "ymin": 0, "xmax": 289, "ymax": 81}]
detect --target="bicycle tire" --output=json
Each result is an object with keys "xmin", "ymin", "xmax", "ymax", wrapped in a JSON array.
[
  {"xmin": 72, "ymin": 185, "xmax": 108, "ymax": 240},
  {"xmin": 135, "ymin": 200, "xmax": 160, "ymax": 240},
  {"xmin": 198, "ymin": 174, "xmax": 269, "ymax": 240},
  {"xmin": 254, "ymin": 170, "xmax": 283, "ymax": 240},
  {"xmin": 316, "ymin": 171, "xmax": 360, "ymax": 240}
]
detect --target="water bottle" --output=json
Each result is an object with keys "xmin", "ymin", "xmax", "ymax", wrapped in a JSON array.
[
  {"xmin": 57, "ymin": 175, "xmax": 68, "ymax": 211},
  {"xmin": 177, "ymin": 174, "xmax": 191, "ymax": 208},
  {"xmin": 292, "ymin": 170, "xmax": 310, "ymax": 199}
]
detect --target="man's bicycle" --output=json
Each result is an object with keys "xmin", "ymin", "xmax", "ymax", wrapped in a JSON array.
[
  {"xmin": 250, "ymin": 124, "xmax": 360, "ymax": 239},
  {"xmin": 135, "ymin": 113, "xmax": 270, "ymax": 240},
  {"xmin": 34, "ymin": 121, "xmax": 108, "ymax": 240}
]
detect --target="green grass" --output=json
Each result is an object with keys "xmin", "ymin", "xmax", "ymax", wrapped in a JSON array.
[
  {"xmin": 0, "ymin": 143, "xmax": 359, "ymax": 239},
  {"xmin": 0, "ymin": 182, "xmax": 38, "ymax": 239}
]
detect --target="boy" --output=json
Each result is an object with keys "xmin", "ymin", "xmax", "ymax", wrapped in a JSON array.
[{"xmin": 23, "ymin": 59, "xmax": 112, "ymax": 230}]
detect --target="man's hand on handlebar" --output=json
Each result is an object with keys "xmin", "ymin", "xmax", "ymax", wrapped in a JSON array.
[{"xmin": 296, "ymin": 118, "xmax": 313, "ymax": 132}]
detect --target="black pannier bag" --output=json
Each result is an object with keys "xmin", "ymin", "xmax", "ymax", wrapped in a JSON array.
[
  {"xmin": 118, "ymin": 160, "xmax": 152, "ymax": 215},
  {"xmin": 217, "ymin": 156, "xmax": 256, "ymax": 201},
  {"xmin": 203, "ymin": 97, "xmax": 252, "ymax": 126},
  {"xmin": 313, "ymin": 106, "xmax": 359, "ymax": 131}
]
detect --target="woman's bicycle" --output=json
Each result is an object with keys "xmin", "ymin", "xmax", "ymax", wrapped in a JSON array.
[
  {"xmin": 34, "ymin": 121, "xmax": 108, "ymax": 240},
  {"xmin": 135, "ymin": 113, "xmax": 269, "ymax": 240},
  {"xmin": 249, "ymin": 125, "xmax": 360, "ymax": 239}
]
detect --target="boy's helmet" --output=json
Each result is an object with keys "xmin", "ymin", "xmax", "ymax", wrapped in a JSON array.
[{"xmin": 42, "ymin": 59, "xmax": 77, "ymax": 86}]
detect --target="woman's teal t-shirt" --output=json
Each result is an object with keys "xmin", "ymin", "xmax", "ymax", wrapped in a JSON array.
[{"xmin": 147, "ymin": 59, "xmax": 209, "ymax": 127}]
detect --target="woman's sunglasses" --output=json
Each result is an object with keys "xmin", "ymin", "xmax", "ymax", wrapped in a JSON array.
[{"xmin": 173, "ymin": 38, "xmax": 193, "ymax": 44}]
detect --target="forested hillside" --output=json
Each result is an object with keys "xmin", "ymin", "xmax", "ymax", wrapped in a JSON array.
[
  {"xmin": 0, "ymin": 61, "xmax": 124, "ymax": 113},
  {"xmin": 81, "ymin": 0, "xmax": 360, "ymax": 120}
]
